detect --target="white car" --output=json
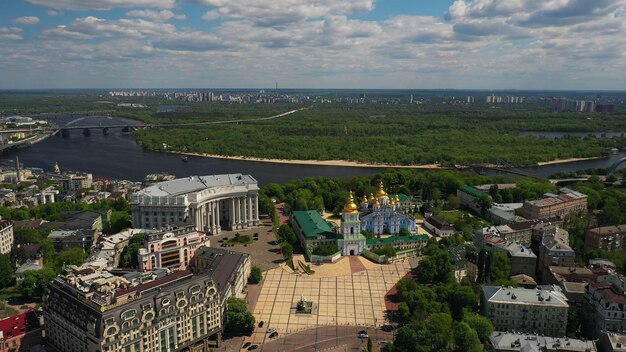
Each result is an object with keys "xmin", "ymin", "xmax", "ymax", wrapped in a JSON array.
[
  {"xmin": 266, "ymin": 328, "xmax": 276, "ymax": 334},
  {"xmin": 358, "ymin": 333, "xmax": 369, "ymax": 339}
]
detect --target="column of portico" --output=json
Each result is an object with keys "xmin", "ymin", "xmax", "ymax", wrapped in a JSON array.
[
  {"xmin": 208, "ymin": 201, "xmax": 214, "ymax": 234},
  {"xmin": 216, "ymin": 200, "xmax": 221, "ymax": 232},
  {"xmin": 253, "ymin": 195, "xmax": 260, "ymax": 224},
  {"xmin": 241, "ymin": 197, "xmax": 247, "ymax": 228},
  {"xmin": 229, "ymin": 198, "xmax": 236, "ymax": 230},
  {"xmin": 211, "ymin": 201, "xmax": 217, "ymax": 234},
  {"xmin": 246, "ymin": 197, "xmax": 254, "ymax": 226},
  {"xmin": 237, "ymin": 197, "xmax": 243, "ymax": 229}
]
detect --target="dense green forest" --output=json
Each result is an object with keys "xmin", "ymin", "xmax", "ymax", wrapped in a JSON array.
[
  {"xmin": 132, "ymin": 104, "xmax": 626, "ymax": 166},
  {"xmin": 3, "ymin": 93, "xmax": 626, "ymax": 166}
]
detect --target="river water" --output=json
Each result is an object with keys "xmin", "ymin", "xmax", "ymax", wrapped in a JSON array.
[{"xmin": 2, "ymin": 116, "xmax": 626, "ymax": 185}]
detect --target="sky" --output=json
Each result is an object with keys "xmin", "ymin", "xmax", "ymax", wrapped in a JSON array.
[{"xmin": 0, "ymin": 0, "xmax": 625, "ymax": 90}]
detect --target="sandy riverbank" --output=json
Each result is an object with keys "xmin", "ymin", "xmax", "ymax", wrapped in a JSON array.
[
  {"xmin": 536, "ymin": 156, "xmax": 604, "ymax": 166},
  {"xmin": 173, "ymin": 151, "xmax": 442, "ymax": 169}
]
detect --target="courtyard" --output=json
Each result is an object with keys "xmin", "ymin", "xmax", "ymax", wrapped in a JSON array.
[{"xmin": 245, "ymin": 256, "xmax": 413, "ymax": 348}]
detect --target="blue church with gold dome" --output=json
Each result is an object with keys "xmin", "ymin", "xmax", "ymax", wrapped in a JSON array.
[{"xmin": 358, "ymin": 181, "xmax": 417, "ymax": 235}]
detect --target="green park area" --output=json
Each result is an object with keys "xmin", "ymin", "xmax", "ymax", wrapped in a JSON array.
[{"xmin": 129, "ymin": 103, "xmax": 626, "ymax": 166}]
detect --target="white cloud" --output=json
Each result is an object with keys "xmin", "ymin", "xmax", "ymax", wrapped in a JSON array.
[
  {"xmin": 0, "ymin": 27, "xmax": 23, "ymax": 40},
  {"xmin": 44, "ymin": 16, "xmax": 176, "ymax": 39},
  {"xmin": 47, "ymin": 10, "xmax": 64, "ymax": 16},
  {"xmin": 201, "ymin": 11, "xmax": 220, "ymax": 21},
  {"xmin": 13, "ymin": 16, "xmax": 40, "ymax": 25},
  {"xmin": 25, "ymin": 0, "xmax": 176, "ymax": 11},
  {"xmin": 126, "ymin": 9, "xmax": 186, "ymax": 21},
  {"xmin": 193, "ymin": 0, "xmax": 374, "ymax": 26}
]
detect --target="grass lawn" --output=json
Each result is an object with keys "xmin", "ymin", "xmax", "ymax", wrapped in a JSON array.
[{"xmin": 226, "ymin": 234, "xmax": 254, "ymax": 245}]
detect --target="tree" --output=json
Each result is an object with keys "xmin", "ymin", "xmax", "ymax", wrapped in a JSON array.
[
  {"xmin": 447, "ymin": 284, "xmax": 478, "ymax": 321},
  {"xmin": 119, "ymin": 233, "xmax": 144, "ymax": 268},
  {"xmin": 367, "ymin": 336, "xmax": 373, "ymax": 352},
  {"xmin": 489, "ymin": 252, "xmax": 511, "ymax": 283},
  {"xmin": 374, "ymin": 245, "xmax": 397, "ymax": 258},
  {"xmin": 393, "ymin": 326, "xmax": 417, "ymax": 352},
  {"xmin": 312, "ymin": 244, "xmax": 340, "ymax": 256},
  {"xmin": 248, "ymin": 266, "xmax": 262, "ymax": 284},
  {"xmin": 454, "ymin": 322, "xmax": 483, "ymax": 352},
  {"xmin": 415, "ymin": 251, "xmax": 453, "ymax": 284},
  {"xmin": 281, "ymin": 243, "xmax": 293, "ymax": 258},
  {"xmin": 277, "ymin": 224, "xmax": 297, "ymax": 245},
  {"xmin": 463, "ymin": 314, "xmax": 494, "ymax": 343},
  {"xmin": 446, "ymin": 194, "xmax": 461, "ymax": 210},
  {"xmin": 107, "ymin": 211, "xmax": 132, "ymax": 234},
  {"xmin": 19, "ymin": 266, "xmax": 56, "ymax": 298},
  {"xmin": 225, "ymin": 297, "xmax": 255, "ymax": 337},
  {"xmin": 55, "ymin": 248, "xmax": 87, "ymax": 268},
  {"xmin": 0, "ymin": 254, "xmax": 14, "ymax": 289},
  {"xmin": 399, "ymin": 227, "xmax": 412, "ymax": 236}
]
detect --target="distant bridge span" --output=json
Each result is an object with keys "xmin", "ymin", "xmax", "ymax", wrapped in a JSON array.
[{"xmin": 607, "ymin": 157, "xmax": 626, "ymax": 176}]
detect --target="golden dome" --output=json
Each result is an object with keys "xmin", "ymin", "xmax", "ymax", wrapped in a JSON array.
[
  {"xmin": 343, "ymin": 191, "xmax": 359, "ymax": 214},
  {"xmin": 374, "ymin": 198, "xmax": 380, "ymax": 207},
  {"xmin": 362, "ymin": 195, "xmax": 368, "ymax": 204},
  {"xmin": 394, "ymin": 194, "xmax": 400, "ymax": 202},
  {"xmin": 375, "ymin": 181, "xmax": 388, "ymax": 199},
  {"xmin": 369, "ymin": 193, "xmax": 375, "ymax": 201}
]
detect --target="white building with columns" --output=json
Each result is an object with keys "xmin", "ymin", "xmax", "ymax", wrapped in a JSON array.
[{"xmin": 130, "ymin": 174, "xmax": 260, "ymax": 234}]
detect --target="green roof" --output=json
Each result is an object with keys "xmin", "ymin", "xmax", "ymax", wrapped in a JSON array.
[
  {"xmin": 366, "ymin": 235, "xmax": 429, "ymax": 246},
  {"xmin": 459, "ymin": 185, "xmax": 488, "ymax": 199},
  {"xmin": 291, "ymin": 211, "xmax": 336, "ymax": 240},
  {"xmin": 388, "ymin": 193, "xmax": 411, "ymax": 202}
]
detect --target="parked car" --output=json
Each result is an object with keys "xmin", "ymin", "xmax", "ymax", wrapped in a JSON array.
[
  {"xmin": 269, "ymin": 332, "xmax": 279, "ymax": 339},
  {"xmin": 266, "ymin": 328, "xmax": 276, "ymax": 334},
  {"xmin": 258, "ymin": 321, "xmax": 264, "ymax": 328},
  {"xmin": 248, "ymin": 345, "xmax": 258, "ymax": 350},
  {"xmin": 243, "ymin": 342, "xmax": 251, "ymax": 348}
]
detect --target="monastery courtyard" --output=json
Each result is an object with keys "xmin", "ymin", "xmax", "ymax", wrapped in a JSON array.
[{"xmin": 245, "ymin": 255, "xmax": 416, "ymax": 348}]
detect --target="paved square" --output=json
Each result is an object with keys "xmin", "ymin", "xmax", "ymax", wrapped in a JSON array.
[{"xmin": 249, "ymin": 258, "xmax": 411, "ymax": 345}]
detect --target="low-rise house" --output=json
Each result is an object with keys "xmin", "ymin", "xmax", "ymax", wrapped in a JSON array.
[
  {"xmin": 48, "ymin": 229, "xmax": 96, "ymax": 253},
  {"xmin": 423, "ymin": 215, "xmax": 455, "ymax": 237},
  {"xmin": 0, "ymin": 309, "xmax": 43, "ymax": 352},
  {"xmin": 457, "ymin": 185, "xmax": 490, "ymax": 214},
  {"xmin": 15, "ymin": 260, "xmax": 43, "ymax": 283}
]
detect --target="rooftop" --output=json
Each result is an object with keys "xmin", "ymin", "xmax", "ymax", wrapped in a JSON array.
[
  {"xmin": 135, "ymin": 174, "xmax": 257, "ymax": 197},
  {"xmin": 192, "ymin": 246, "xmax": 248, "ymax": 296},
  {"xmin": 489, "ymin": 331, "xmax": 597, "ymax": 352},
  {"xmin": 459, "ymin": 185, "xmax": 488, "ymax": 199},
  {"xmin": 366, "ymin": 235, "xmax": 428, "ymax": 246},
  {"xmin": 291, "ymin": 210, "xmax": 336, "ymax": 240},
  {"xmin": 482, "ymin": 285, "xmax": 569, "ymax": 307}
]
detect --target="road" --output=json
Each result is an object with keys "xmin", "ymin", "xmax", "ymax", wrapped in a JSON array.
[{"xmin": 251, "ymin": 325, "xmax": 394, "ymax": 352}]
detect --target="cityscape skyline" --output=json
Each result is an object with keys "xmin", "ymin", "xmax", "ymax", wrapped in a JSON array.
[{"xmin": 0, "ymin": 0, "xmax": 625, "ymax": 90}]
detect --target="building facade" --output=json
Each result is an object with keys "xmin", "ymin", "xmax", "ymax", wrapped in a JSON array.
[
  {"xmin": 138, "ymin": 225, "xmax": 211, "ymax": 271},
  {"xmin": 44, "ymin": 266, "xmax": 222, "ymax": 352},
  {"xmin": 586, "ymin": 225, "xmax": 626, "ymax": 251},
  {"xmin": 584, "ymin": 281, "xmax": 626, "ymax": 339},
  {"xmin": 481, "ymin": 286, "xmax": 569, "ymax": 337},
  {"xmin": 518, "ymin": 188, "xmax": 587, "ymax": 220},
  {"xmin": 0, "ymin": 220, "xmax": 13, "ymax": 255},
  {"xmin": 131, "ymin": 174, "xmax": 260, "ymax": 234}
]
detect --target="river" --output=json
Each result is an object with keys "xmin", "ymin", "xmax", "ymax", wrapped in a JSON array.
[{"xmin": 2, "ymin": 116, "xmax": 625, "ymax": 184}]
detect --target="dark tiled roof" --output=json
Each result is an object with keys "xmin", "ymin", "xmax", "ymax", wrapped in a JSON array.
[{"xmin": 114, "ymin": 270, "xmax": 192, "ymax": 298}]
